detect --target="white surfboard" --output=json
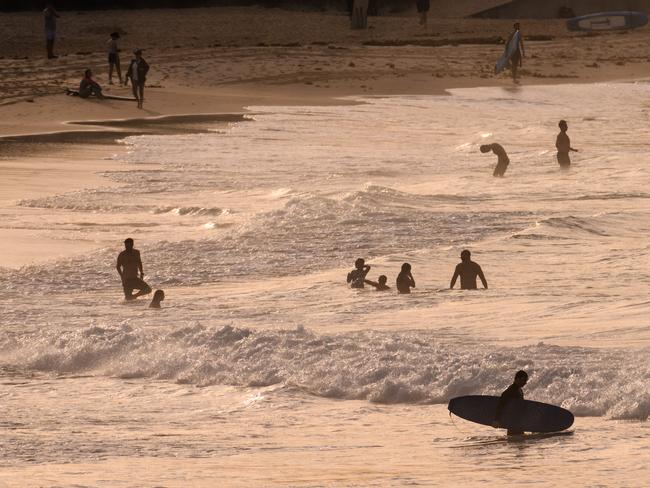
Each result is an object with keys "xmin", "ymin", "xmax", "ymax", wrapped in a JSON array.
[{"xmin": 495, "ymin": 31, "xmax": 520, "ymax": 75}]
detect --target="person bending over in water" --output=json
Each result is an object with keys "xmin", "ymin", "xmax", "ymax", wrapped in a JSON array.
[
  {"xmin": 116, "ymin": 238, "xmax": 152, "ymax": 300},
  {"xmin": 492, "ymin": 370, "xmax": 529, "ymax": 435},
  {"xmin": 78, "ymin": 69, "xmax": 104, "ymax": 99},
  {"xmin": 347, "ymin": 258, "xmax": 371, "ymax": 289},
  {"xmin": 149, "ymin": 289, "xmax": 165, "ymax": 308},
  {"xmin": 450, "ymin": 250, "xmax": 488, "ymax": 290},
  {"xmin": 480, "ymin": 143, "xmax": 510, "ymax": 177},
  {"xmin": 556, "ymin": 120, "xmax": 578, "ymax": 169},
  {"xmin": 365, "ymin": 275, "xmax": 390, "ymax": 291},
  {"xmin": 396, "ymin": 263, "xmax": 415, "ymax": 294}
]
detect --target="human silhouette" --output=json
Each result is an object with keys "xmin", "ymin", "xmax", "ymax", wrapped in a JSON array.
[
  {"xmin": 365, "ymin": 275, "xmax": 390, "ymax": 291},
  {"xmin": 43, "ymin": 4, "xmax": 60, "ymax": 59},
  {"xmin": 396, "ymin": 263, "xmax": 415, "ymax": 294},
  {"xmin": 480, "ymin": 143, "xmax": 510, "ymax": 177},
  {"xmin": 505, "ymin": 22, "xmax": 525, "ymax": 82},
  {"xmin": 107, "ymin": 32, "xmax": 123, "ymax": 85},
  {"xmin": 347, "ymin": 258, "xmax": 371, "ymax": 288},
  {"xmin": 556, "ymin": 120, "xmax": 578, "ymax": 169},
  {"xmin": 149, "ymin": 289, "xmax": 165, "ymax": 308},
  {"xmin": 78, "ymin": 69, "xmax": 104, "ymax": 99},
  {"xmin": 492, "ymin": 370, "xmax": 528, "ymax": 435},
  {"xmin": 450, "ymin": 250, "xmax": 488, "ymax": 290},
  {"xmin": 125, "ymin": 48, "xmax": 150, "ymax": 109},
  {"xmin": 116, "ymin": 238, "xmax": 152, "ymax": 300}
]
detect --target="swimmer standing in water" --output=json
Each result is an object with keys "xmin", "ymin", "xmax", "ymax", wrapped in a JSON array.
[
  {"xmin": 556, "ymin": 120, "xmax": 578, "ymax": 169},
  {"xmin": 480, "ymin": 143, "xmax": 510, "ymax": 177}
]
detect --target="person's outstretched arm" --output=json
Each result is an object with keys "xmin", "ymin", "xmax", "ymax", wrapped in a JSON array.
[
  {"xmin": 450, "ymin": 266, "xmax": 460, "ymax": 289},
  {"xmin": 478, "ymin": 266, "xmax": 488, "ymax": 289},
  {"xmin": 364, "ymin": 279, "xmax": 378, "ymax": 289}
]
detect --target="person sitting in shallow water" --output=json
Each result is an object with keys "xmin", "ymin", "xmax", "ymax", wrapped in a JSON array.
[
  {"xmin": 396, "ymin": 263, "xmax": 415, "ymax": 294},
  {"xmin": 480, "ymin": 143, "xmax": 510, "ymax": 177},
  {"xmin": 365, "ymin": 275, "xmax": 390, "ymax": 291},
  {"xmin": 149, "ymin": 289, "xmax": 165, "ymax": 308},
  {"xmin": 78, "ymin": 69, "xmax": 104, "ymax": 99},
  {"xmin": 347, "ymin": 258, "xmax": 371, "ymax": 289}
]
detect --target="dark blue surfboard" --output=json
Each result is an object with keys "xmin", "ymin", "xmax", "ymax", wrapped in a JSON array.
[
  {"xmin": 448, "ymin": 395, "xmax": 574, "ymax": 433},
  {"xmin": 566, "ymin": 11, "xmax": 648, "ymax": 31}
]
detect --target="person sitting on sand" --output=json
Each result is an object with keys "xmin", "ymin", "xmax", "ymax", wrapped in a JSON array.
[
  {"xmin": 365, "ymin": 275, "xmax": 390, "ymax": 291},
  {"xmin": 78, "ymin": 69, "xmax": 104, "ymax": 99},
  {"xmin": 347, "ymin": 258, "xmax": 371, "ymax": 289},
  {"xmin": 149, "ymin": 289, "xmax": 165, "ymax": 309},
  {"xmin": 450, "ymin": 250, "xmax": 488, "ymax": 290},
  {"xmin": 492, "ymin": 370, "xmax": 528, "ymax": 435},
  {"xmin": 116, "ymin": 238, "xmax": 152, "ymax": 300},
  {"xmin": 506, "ymin": 22, "xmax": 525, "ymax": 82},
  {"xmin": 556, "ymin": 120, "xmax": 578, "ymax": 169},
  {"xmin": 480, "ymin": 143, "xmax": 510, "ymax": 177},
  {"xmin": 125, "ymin": 48, "xmax": 150, "ymax": 109},
  {"xmin": 396, "ymin": 263, "xmax": 415, "ymax": 294}
]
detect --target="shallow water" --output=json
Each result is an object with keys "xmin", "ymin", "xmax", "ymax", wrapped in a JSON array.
[{"xmin": 1, "ymin": 83, "xmax": 649, "ymax": 486}]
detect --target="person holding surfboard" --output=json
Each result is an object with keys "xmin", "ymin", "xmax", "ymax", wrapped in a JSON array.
[
  {"xmin": 505, "ymin": 23, "xmax": 525, "ymax": 82},
  {"xmin": 480, "ymin": 143, "xmax": 509, "ymax": 177},
  {"xmin": 492, "ymin": 370, "xmax": 528, "ymax": 435},
  {"xmin": 556, "ymin": 120, "xmax": 578, "ymax": 169}
]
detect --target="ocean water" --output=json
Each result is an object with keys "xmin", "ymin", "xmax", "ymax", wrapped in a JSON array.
[{"xmin": 1, "ymin": 83, "xmax": 649, "ymax": 486}]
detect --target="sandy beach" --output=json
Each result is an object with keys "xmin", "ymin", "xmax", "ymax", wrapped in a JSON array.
[{"xmin": 1, "ymin": 6, "xmax": 649, "ymax": 488}]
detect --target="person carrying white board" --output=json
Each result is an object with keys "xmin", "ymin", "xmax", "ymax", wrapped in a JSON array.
[{"xmin": 505, "ymin": 23, "xmax": 525, "ymax": 82}]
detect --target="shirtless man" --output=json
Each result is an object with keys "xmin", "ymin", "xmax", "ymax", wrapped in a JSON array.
[
  {"xmin": 492, "ymin": 370, "xmax": 528, "ymax": 435},
  {"xmin": 396, "ymin": 263, "xmax": 416, "ymax": 294},
  {"xmin": 116, "ymin": 238, "xmax": 152, "ymax": 300},
  {"xmin": 480, "ymin": 143, "xmax": 510, "ymax": 177},
  {"xmin": 347, "ymin": 258, "xmax": 371, "ymax": 289},
  {"xmin": 365, "ymin": 275, "xmax": 390, "ymax": 291},
  {"xmin": 450, "ymin": 250, "xmax": 488, "ymax": 290},
  {"xmin": 556, "ymin": 120, "xmax": 578, "ymax": 169}
]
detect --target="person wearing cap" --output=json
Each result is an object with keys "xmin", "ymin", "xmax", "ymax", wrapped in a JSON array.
[
  {"xmin": 107, "ymin": 32, "xmax": 122, "ymax": 85},
  {"xmin": 124, "ymin": 48, "xmax": 150, "ymax": 109},
  {"xmin": 450, "ymin": 250, "xmax": 488, "ymax": 290}
]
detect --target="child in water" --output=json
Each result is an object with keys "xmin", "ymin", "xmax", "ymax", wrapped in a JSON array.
[
  {"xmin": 365, "ymin": 275, "xmax": 390, "ymax": 291},
  {"xmin": 396, "ymin": 263, "xmax": 415, "ymax": 294},
  {"xmin": 149, "ymin": 289, "xmax": 165, "ymax": 309},
  {"xmin": 556, "ymin": 120, "xmax": 578, "ymax": 168},
  {"xmin": 347, "ymin": 258, "xmax": 371, "ymax": 288}
]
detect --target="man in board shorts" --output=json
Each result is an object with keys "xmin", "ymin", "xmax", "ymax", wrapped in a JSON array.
[{"xmin": 116, "ymin": 238, "xmax": 152, "ymax": 300}]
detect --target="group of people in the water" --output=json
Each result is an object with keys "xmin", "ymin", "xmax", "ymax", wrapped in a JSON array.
[
  {"xmin": 347, "ymin": 249, "xmax": 488, "ymax": 294},
  {"xmin": 482, "ymin": 120, "xmax": 578, "ymax": 176}
]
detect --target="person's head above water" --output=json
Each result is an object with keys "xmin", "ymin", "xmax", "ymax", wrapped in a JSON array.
[
  {"xmin": 460, "ymin": 249, "xmax": 471, "ymax": 262},
  {"xmin": 479, "ymin": 144, "xmax": 492, "ymax": 153},
  {"xmin": 355, "ymin": 258, "xmax": 365, "ymax": 269},
  {"xmin": 514, "ymin": 370, "xmax": 528, "ymax": 386},
  {"xmin": 378, "ymin": 275, "xmax": 387, "ymax": 286},
  {"xmin": 401, "ymin": 263, "xmax": 411, "ymax": 273},
  {"xmin": 149, "ymin": 289, "xmax": 165, "ymax": 308},
  {"xmin": 558, "ymin": 119, "xmax": 568, "ymax": 131},
  {"xmin": 124, "ymin": 237, "xmax": 134, "ymax": 250}
]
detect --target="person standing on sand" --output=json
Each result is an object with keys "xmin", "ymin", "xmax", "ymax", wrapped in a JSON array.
[
  {"xmin": 492, "ymin": 370, "xmax": 528, "ymax": 435},
  {"xmin": 506, "ymin": 22, "xmax": 525, "ymax": 82},
  {"xmin": 43, "ymin": 4, "xmax": 60, "ymax": 59},
  {"xmin": 480, "ymin": 143, "xmax": 510, "ymax": 177},
  {"xmin": 396, "ymin": 263, "xmax": 416, "ymax": 294},
  {"xmin": 124, "ymin": 48, "xmax": 150, "ymax": 109},
  {"xmin": 556, "ymin": 120, "xmax": 578, "ymax": 169},
  {"xmin": 416, "ymin": 1, "xmax": 430, "ymax": 29},
  {"xmin": 450, "ymin": 250, "xmax": 488, "ymax": 290},
  {"xmin": 107, "ymin": 32, "xmax": 123, "ymax": 85},
  {"xmin": 116, "ymin": 238, "xmax": 152, "ymax": 300}
]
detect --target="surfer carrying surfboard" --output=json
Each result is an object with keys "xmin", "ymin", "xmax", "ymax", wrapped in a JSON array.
[
  {"xmin": 492, "ymin": 370, "xmax": 528, "ymax": 435},
  {"xmin": 505, "ymin": 23, "xmax": 525, "ymax": 82},
  {"xmin": 556, "ymin": 120, "xmax": 578, "ymax": 169}
]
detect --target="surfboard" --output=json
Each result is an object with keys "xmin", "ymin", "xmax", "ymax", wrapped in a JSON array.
[
  {"xmin": 66, "ymin": 89, "xmax": 136, "ymax": 101},
  {"xmin": 495, "ymin": 31, "xmax": 520, "ymax": 75},
  {"xmin": 448, "ymin": 395, "xmax": 574, "ymax": 433},
  {"xmin": 351, "ymin": 0, "xmax": 369, "ymax": 29},
  {"xmin": 566, "ymin": 11, "xmax": 648, "ymax": 31}
]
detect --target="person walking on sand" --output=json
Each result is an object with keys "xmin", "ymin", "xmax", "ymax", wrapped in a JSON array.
[
  {"xmin": 506, "ymin": 22, "xmax": 525, "ymax": 82},
  {"xmin": 450, "ymin": 250, "xmax": 488, "ymax": 290},
  {"xmin": 43, "ymin": 4, "xmax": 60, "ymax": 59},
  {"xmin": 480, "ymin": 143, "xmax": 510, "ymax": 177},
  {"xmin": 107, "ymin": 32, "xmax": 123, "ymax": 85},
  {"xmin": 556, "ymin": 120, "xmax": 578, "ymax": 169},
  {"xmin": 492, "ymin": 370, "xmax": 528, "ymax": 435},
  {"xmin": 396, "ymin": 263, "xmax": 416, "ymax": 294},
  {"xmin": 125, "ymin": 48, "xmax": 150, "ymax": 109},
  {"xmin": 347, "ymin": 258, "xmax": 371, "ymax": 289},
  {"xmin": 416, "ymin": 1, "xmax": 430, "ymax": 29},
  {"xmin": 116, "ymin": 238, "xmax": 152, "ymax": 300}
]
